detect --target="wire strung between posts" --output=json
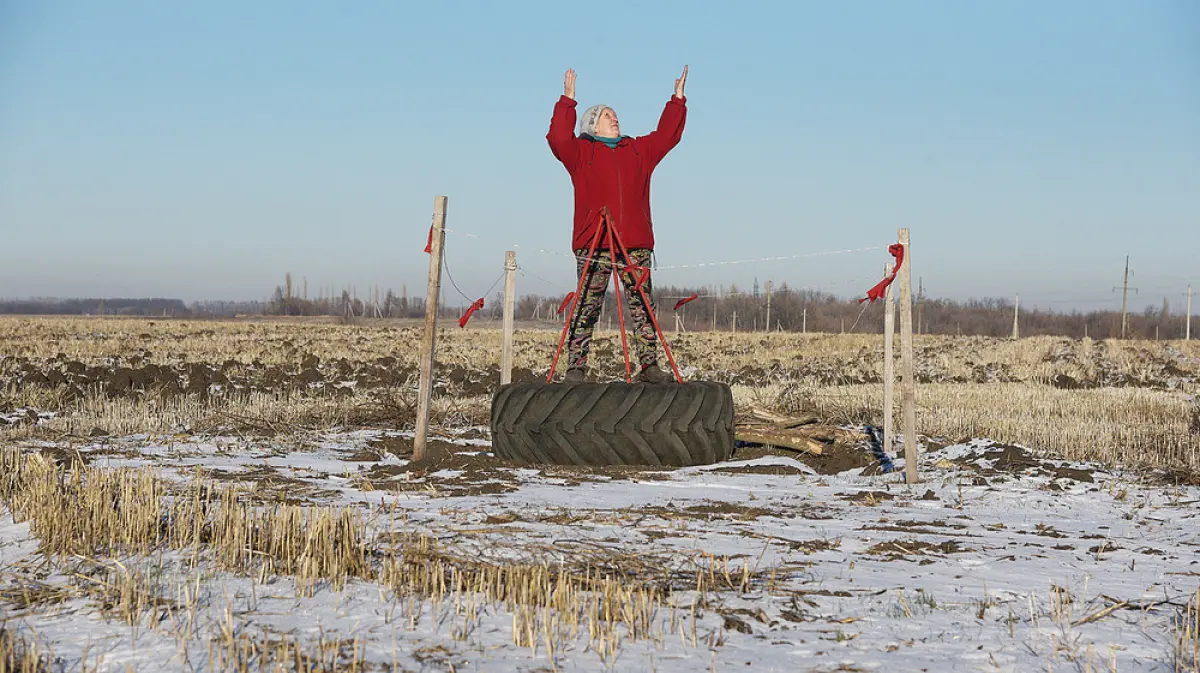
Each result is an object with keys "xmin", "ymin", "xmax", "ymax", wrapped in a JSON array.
[
  {"xmin": 528, "ymin": 244, "xmax": 886, "ymax": 272},
  {"xmin": 434, "ymin": 224, "xmax": 889, "ymax": 315},
  {"xmin": 845, "ymin": 300, "xmax": 875, "ymax": 334},
  {"xmin": 516, "ymin": 266, "xmax": 559, "ymax": 288},
  {"xmin": 436, "ymin": 222, "xmax": 885, "ymax": 273},
  {"xmin": 657, "ymin": 276, "xmax": 876, "ymax": 301},
  {"xmin": 443, "ymin": 251, "xmax": 505, "ymax": 305}
]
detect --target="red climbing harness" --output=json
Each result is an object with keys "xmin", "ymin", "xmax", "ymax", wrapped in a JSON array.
[{"xmin": 547, "ymin": 212, "xmax": 685, "ymax": 384}]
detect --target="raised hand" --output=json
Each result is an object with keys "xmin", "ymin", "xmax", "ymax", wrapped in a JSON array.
[
  {"xmin": 564, "ymin": 68, "xmax": 576, "ymax": 100},
  {"xmin": 674, "ymin": 65, "xmax": 688, "ymax": 98}
]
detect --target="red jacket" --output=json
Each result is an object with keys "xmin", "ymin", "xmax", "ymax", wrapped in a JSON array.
[{"xmin": 547, "ymin": 95, "xmax": 687, "ymax": 251}]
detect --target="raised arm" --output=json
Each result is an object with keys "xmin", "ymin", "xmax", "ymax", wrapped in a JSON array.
[
  {"xmin": 635, "ymin": 65, "xmax": 688, "ymax": 169},
  {"xmin": 546, "ymin": 68, "xmax": 580, "ymax": 170}
]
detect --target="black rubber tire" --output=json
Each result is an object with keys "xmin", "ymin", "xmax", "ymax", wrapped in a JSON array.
[{"xmin": 490, "ymin": 381, "xmax": 735, "ymax": 467}]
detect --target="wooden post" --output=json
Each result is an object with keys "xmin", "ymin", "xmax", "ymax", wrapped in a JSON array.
[
  {"xmin": 1187, "ymin": 285, "xmax": 1192, "ymax": 341},
  {"xmin": 731, "ymin": 311, "xmax": 737, "ymax": 333},
  {"xmin": 500, "ymin": 250, "xmax": 516, "ymax": 385},
  {"xmin": 883, "ymin": 262, "xmax": 896, "ymax": 458},
  {"xmin": 802, "ymin": 307, "xmax": 807, "ymax": 334},
  {"xmin": 897, "ymin": 228, "xmax": 918, "ymax": 484},
  {"xmin": 1012, "ymin": 294, "xmax": 1019, "ymax": 339},
  {"xmin": 414, "ymin": 196, "xmax": 447, "ymax": 461}
]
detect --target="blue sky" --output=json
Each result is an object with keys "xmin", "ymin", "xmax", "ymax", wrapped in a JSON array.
[{"xmin": 1, "ymin": 1, "xmax": 1197, "ymax": 312}]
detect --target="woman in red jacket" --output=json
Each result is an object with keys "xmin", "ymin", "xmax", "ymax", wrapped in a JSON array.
[{"xmin": 547, "ymin": 65, "xmax": 688, "ymax": 383}]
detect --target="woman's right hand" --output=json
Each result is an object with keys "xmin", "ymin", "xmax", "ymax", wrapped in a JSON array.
[{"xmin": 564, "ymin": 69, "xmax": 576, "ymax": 100}]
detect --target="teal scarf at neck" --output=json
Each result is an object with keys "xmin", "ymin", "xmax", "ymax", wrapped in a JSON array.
[{"xmin": 593, "ymin": 135, "xmax": 620, "ymax": 149}]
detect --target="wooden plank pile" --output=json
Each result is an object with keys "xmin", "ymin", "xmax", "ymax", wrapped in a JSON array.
[{"xmin": 734, "ymin": 407, "xmax": 869, "ymax": 455}]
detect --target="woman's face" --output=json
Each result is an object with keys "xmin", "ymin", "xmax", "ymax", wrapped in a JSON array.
[{"xmin": 595, "ymin": 108, "xmax": 620, "ymax": 137}]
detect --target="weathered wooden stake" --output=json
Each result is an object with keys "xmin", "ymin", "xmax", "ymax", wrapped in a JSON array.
[
  {"xmin": 765, "ymin": 280, "xmax": 773, "ymax": 334},
  {"xmin": 883, "ymin": 262, "xmax": 896, "ymax": 457},
  {"xmin": 1012, "ymin": 294, "xmax": 1020, "ymax": 339},
  {"xmin": 500, "ymin": 250, "xmax": 516, "ymax": 385},
  {"xmin": 414, "ymin": 196, "xmax": 447, "ymax": 461},
  {"xmin": 897, "ymin": 228, "xmax": 918, "ymax": 484}
]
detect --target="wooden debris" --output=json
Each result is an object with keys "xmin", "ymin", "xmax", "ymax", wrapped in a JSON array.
[
  {"xmin": 749, "ymin": 407, "xmax": 820, "ymax": 428},
  {"xmin": 735, "ymin": 409, "xmax": 871, "ymax": 455},
  {"xmin": 735, "ymin": 427, "xmax": 825, "ymax": 454}
]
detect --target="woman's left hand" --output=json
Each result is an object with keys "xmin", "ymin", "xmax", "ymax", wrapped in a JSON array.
[{"xmin": 674, "ymin": 65, "xmax": 688, "ymax": 98}]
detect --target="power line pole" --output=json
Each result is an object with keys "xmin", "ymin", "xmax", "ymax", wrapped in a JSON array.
[
  {"xmin": 916, "ymin": 277, "xmax": 924, "ymax": 335},
  {"xmin": 1187, "ymin": 284, "xmax": 1192, "ymax": 341},
  {"xmin": 1113, "ymin": 256, "xmax": 1138, "ymax": 339}
]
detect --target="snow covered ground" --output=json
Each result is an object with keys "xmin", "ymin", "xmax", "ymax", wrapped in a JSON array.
[{"xmin": 1, "ymin": 428, "xmax": 1198, "ymax": 672}]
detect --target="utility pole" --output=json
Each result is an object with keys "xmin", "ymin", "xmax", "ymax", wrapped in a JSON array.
[
  {"xmin": 1113, "ymin": 256, "xmax": 1138, "ymax": 339},
  {"xmin": 1188, "ymin": 285, "xmax": 1193, "ymax": 341},
  {"xmin": 1120, "ymin": 256, "xmax": 1130, "ymax": 339},
  {"xmin": 802, "ymin": 307, "xmax": 807, "ymax": 334},
  {"xmin": 916, "ymin": 277, "xmax": 924, "ymax": 335}
]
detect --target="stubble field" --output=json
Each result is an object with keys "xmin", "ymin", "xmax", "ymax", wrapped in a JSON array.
[{"xmin": 1, "ymin": 315, "xmax": 1198, "ymax": 672}]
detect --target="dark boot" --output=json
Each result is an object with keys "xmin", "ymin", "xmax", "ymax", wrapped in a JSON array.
[
  {"xmin": 635, "ymin": 363, "xmax": 675, "ymax": 384},
  {"xmin": 562, "ymin": 368, "xmax": 586, "ymax": 384}
]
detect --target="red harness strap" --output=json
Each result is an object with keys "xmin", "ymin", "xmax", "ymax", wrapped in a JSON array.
[
  {"xmin": 623, "ymin": 265, "xmax": 650, "ymax": 292},
  {"xmin": 557, "ymin": 292, "xmax": 576, "ymax": 316}
]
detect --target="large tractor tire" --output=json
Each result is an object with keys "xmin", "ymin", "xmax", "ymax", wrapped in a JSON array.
[{"xmin": 490, "ymin": 381, "xmax": 735, "ymax": 467}]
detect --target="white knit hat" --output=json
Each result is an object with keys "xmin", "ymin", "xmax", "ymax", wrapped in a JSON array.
[{"xmin": 578, "ymin": 104, "xmax": 611, "ymax": 137}]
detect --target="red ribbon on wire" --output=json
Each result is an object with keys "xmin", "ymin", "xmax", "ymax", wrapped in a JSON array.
[
  {"xmin": 673, "ymin": 293, "xmax": 699, "ymax": 311},
  {"xmin": 458, "ymin": 298, "xmax": 484, "ymax": 328},
  {"xmin": 558, "ymin": 292, "xmax": 576, "ymax": 316},
  {"xmin": 424, "ymin": 225, "xmax": 434, "ymax": 254},
  {"xmin": 859, "ymin": 243, "xmax": 905, "ymax": 304}
]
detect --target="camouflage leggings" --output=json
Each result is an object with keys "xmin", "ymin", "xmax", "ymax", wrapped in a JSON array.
[{"xmin": 566, "ymin": 248, "xmax": 659, "ymax": 372}]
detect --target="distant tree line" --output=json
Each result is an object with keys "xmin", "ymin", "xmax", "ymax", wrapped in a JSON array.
[
  {"xmin": 2, "ymin": 274, "xmax": 1192, "ymax": 340},
  {"xmin": 0, "ymin": 297, "xmax": 189, "ymax": 316},
  {"xmin": 508, "ymin": 281, "xmax": 1193, "ymax": 340}
]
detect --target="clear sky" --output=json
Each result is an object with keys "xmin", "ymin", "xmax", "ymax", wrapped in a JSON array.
[{"xmin": 1, "ymin": 1, "xmax": 1197, "ymax": 312}]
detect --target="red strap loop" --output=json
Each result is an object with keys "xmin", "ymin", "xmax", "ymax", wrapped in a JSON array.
[
  {"xmin": 458, "ymin": 298, "xmax": 485, "ymax": 328},
  {"xmin": 673, "ymin": 293, "xmax": 699, "ymax": 311},
  {"xmin": 859, "ymin": 243, "xmax": 905, "ymax": 304}
]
